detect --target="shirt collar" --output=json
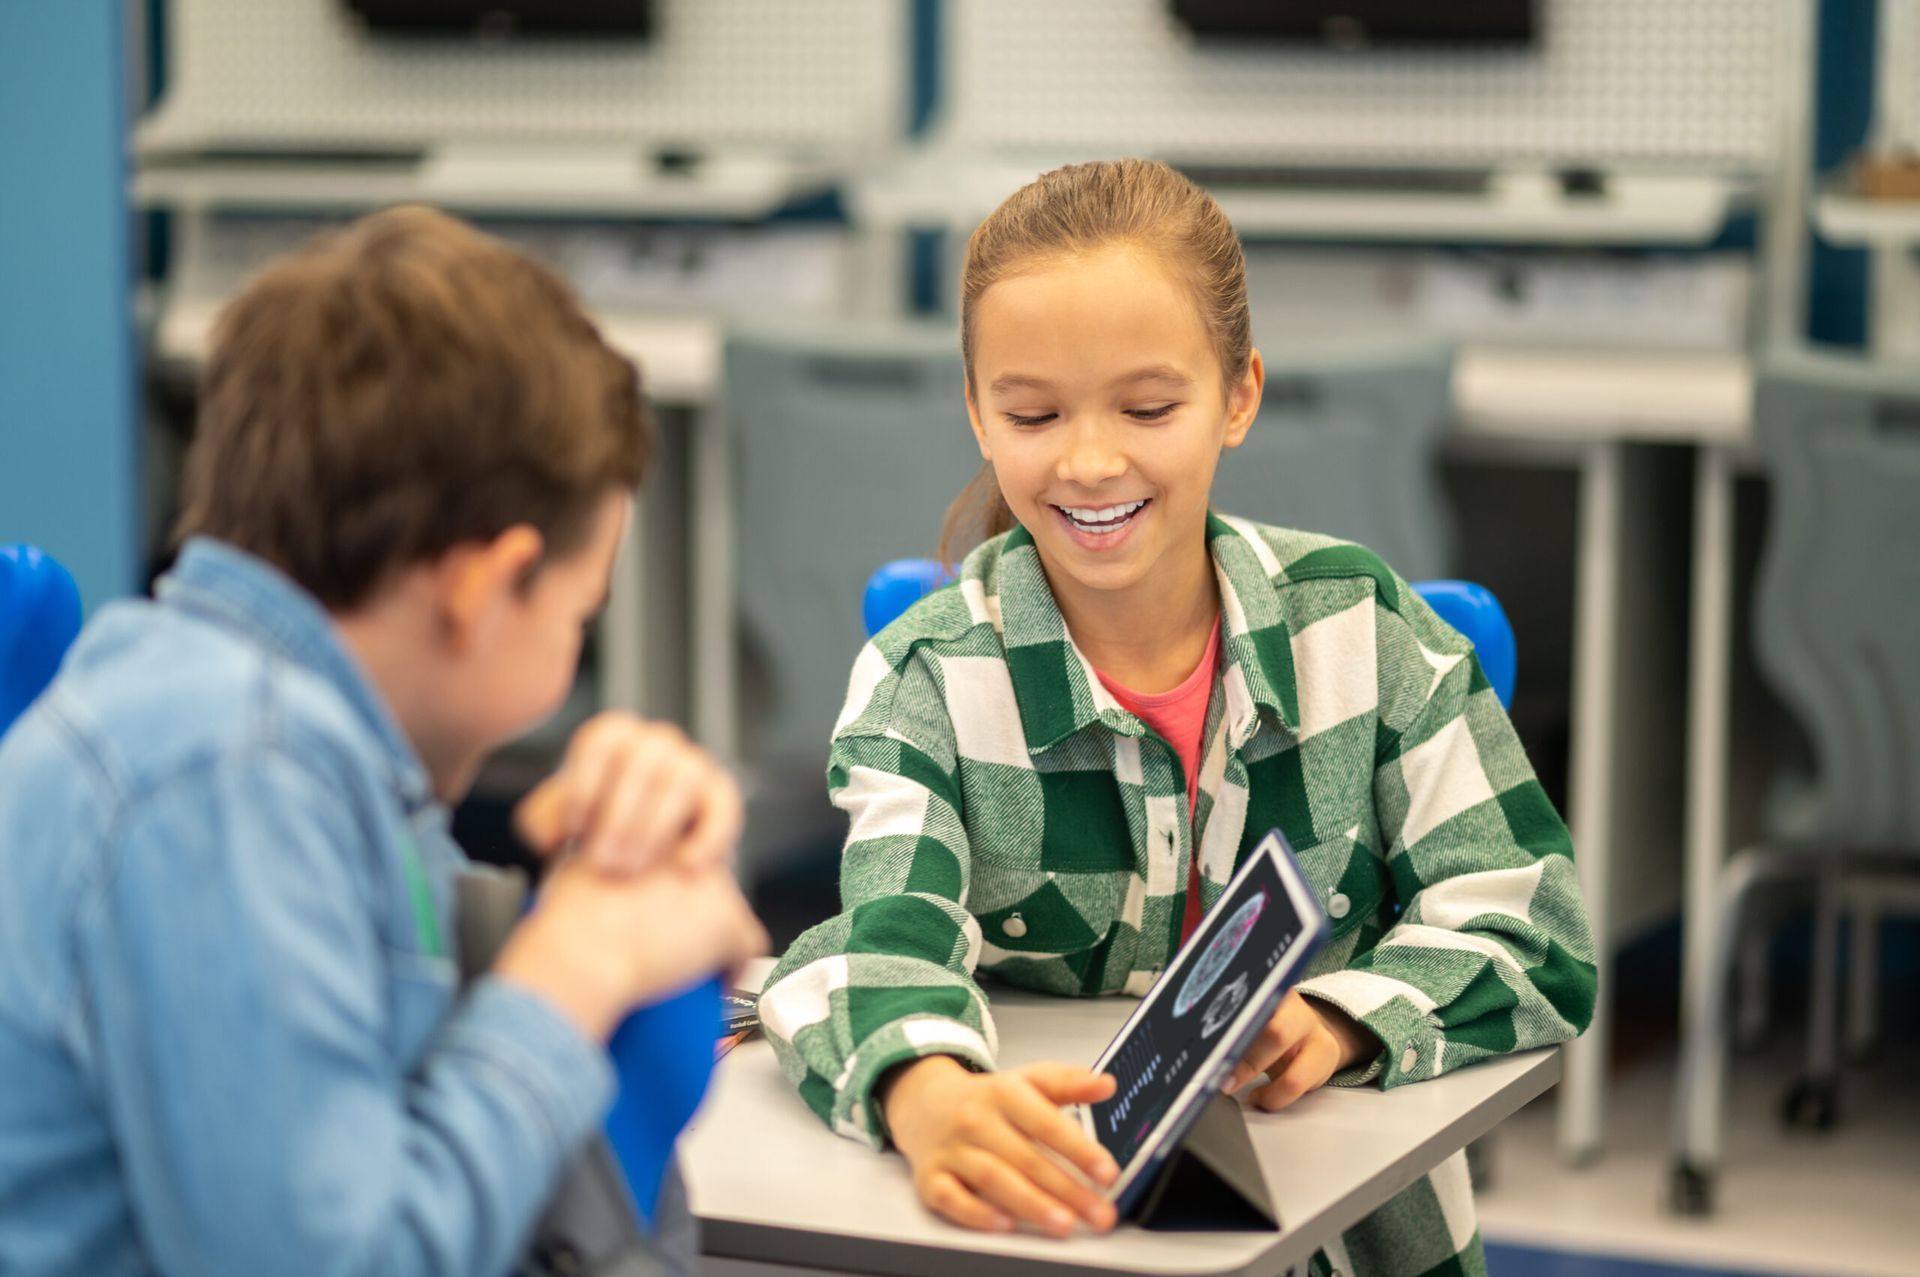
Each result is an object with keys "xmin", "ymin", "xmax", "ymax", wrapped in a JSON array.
[
  {"xmin": 995, "ymin": 513, "xmax": 1301, "ymax": 755},
  {"xmin": 156, "ymin": 538, "xmax": 434, "ymax": 809}
]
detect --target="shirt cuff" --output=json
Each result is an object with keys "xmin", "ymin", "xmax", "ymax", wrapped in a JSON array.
[
  {"xmin": 1295, "ymin": 974, "xmax": 1441, "ymax": 1090},
  {"xmin": 439, "ymin": 976, "xmax": 618, "ymax": 1162},
  {"xmin": 835, "ymin": 1016, "xmax": 998, "ymax": 1151}
]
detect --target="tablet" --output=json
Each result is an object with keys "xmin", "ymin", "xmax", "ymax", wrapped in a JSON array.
[{"xmin": 1082, "ymin": 828, "xmax": 1329, "ymax": 1215}]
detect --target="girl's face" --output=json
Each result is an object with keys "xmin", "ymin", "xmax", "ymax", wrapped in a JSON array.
[{"xmin": 965, "ymin": 243, "xmax": 1262, "ymax": 603}]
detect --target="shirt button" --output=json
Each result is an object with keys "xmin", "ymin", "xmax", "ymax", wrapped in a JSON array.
[
  {"xmin": 1401, "ymin": 1046, "xmax": 1419, "ymax": 1074},
  {"xmin": 1003, "ymin": 913, "xmax": 1027, "ymax": 939},
  {"xmin": 1327, "ymin": 892, "xmax": 1351, "ymax": 919}
]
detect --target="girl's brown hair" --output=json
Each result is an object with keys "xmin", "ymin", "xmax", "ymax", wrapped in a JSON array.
[
  {"xmin": 176, "ymin": 206, "xmax": 650, "ymax": 610},
  {"xmin": 938, "ymin": 158, "xmax": 1252, "ymax": 565}
]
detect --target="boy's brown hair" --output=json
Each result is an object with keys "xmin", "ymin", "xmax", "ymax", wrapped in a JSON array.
[{"xmin": 176, "ymin": 205, "xmax": 650, "ymax": 610}]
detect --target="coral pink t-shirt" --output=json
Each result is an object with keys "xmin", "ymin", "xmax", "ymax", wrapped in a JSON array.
[{"xmin": 1094, "ymin": 616, "xmax": 1222, "ymax": 944}]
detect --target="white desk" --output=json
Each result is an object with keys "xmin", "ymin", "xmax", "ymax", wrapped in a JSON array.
[{"xmin": 682, "ymin": 969, "xmax": 1560, "ymax": 1277}]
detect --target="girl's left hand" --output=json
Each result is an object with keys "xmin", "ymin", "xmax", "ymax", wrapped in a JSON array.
[{"xmin": 1225, "ymin": 991, "xmax": 1379, "ymax": 1112}]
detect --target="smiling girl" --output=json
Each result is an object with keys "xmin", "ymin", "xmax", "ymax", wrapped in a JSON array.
[{"xmin": 759, "ymin": 160, "xmax": 1594, "ymax": 1277}]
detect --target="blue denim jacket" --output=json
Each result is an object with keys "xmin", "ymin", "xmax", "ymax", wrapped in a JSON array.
[{"xmin": 0, "ymin": 539, "xmax": 614, "ymax": 1276}]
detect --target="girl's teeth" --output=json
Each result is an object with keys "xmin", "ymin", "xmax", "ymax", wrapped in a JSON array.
[
  {"xmin": 1064, "ymin": 500, "xmax": 1144, "ymax": 525},
  {"xmin": 1060, "ymin": 499, "xmax": 1146, "ymax": 533}
]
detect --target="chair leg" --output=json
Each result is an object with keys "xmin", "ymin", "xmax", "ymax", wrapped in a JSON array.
[
  {"xmin": 1735, "ymin": 922, "xmax": 1771, "ymax": 1052},
  {"xmin": 1671, "ymin": 846, "xmax": 1811, "ymax": 1216},
  {"xmin": 1845, "ymin": 898, "xmax": 1881, "ymax": 1063},
  {"xmin": 1783, "ymin": 854, "xmax": 1843, "ymax": 1132}
]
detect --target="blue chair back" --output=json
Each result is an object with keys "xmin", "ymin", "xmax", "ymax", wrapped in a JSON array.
[
  {"xmin": 1412, "ymin": 579, "xmax": 1517, "ymax": 710},
  {"xmin": 862, "ymin": 558, "xmax": 954, "ymax": 639},
  {"xmin": 0, "ymin": 545, "xmax": 83, "ymax": 736},
  {"xmin": 603, "ymin": 977, "xmax": 722, "ymax": 1226},
  {"xmin": 862, "ymin": 558, "xmax": 1515, "ymax": 709}
]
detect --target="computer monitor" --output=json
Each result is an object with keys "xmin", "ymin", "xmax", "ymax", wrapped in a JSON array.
[
  {"xmin": 344, "ymin": 0, "xmax": 654, "ymax": 37},
  {"xmin": 1170, "ymin": 0, "xmax": 1536, "ymax": 47}
]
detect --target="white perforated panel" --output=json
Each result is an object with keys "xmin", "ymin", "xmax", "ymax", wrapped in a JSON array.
[
  {"xmin": 948, "ymin": 0, "xmax": 1784, "ymax": 169},
  {"xmin": 141, "ymin": 0, "xmax": 903, "ymax": 153}
]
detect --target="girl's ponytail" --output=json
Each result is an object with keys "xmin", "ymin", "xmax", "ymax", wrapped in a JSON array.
[{"xmin": 937, "ymin": 462, "xmax": 1015, "ymax": 570}]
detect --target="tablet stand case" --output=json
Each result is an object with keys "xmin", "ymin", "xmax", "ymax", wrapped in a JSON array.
[{"xmin": 1126, "ymin": 1090, "xmax": 1280, "ymax": 1232}]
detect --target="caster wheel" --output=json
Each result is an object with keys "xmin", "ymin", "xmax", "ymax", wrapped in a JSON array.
[
  {"xmin": 1670, "ymin": 1160, "xmax": 1715, "ymax": 1216},
  {"xmin": 1781, "ymin": 1076, "xmax": 1839, "ymax": 1131}
]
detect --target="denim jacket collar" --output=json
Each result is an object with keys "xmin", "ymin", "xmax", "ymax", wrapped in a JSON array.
[{"xmin": 157, "ymin": 538, "xmax": 433, "ymax": 810}]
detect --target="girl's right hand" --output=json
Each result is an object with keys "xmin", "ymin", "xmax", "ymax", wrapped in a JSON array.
[{"xmin": 879, "ymin": 1055, "xmax": 1122, "ymax": 1237}]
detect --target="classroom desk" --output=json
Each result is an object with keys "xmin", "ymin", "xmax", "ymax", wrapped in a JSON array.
[{"xmin": 680, "ymin": 965, "xmax": 1562, "ymax": 1277}]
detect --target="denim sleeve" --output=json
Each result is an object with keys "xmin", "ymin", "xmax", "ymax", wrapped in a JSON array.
[{"xmin": 71, "ymin": 747, "xmax": 615, "ymax": 1277}]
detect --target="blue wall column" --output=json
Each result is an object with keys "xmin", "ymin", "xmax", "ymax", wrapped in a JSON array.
[{"xmin": 0, "ymin": 2, "xmax": 139, "ymax": 611}]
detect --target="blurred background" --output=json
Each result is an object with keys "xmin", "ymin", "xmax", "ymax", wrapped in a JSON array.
[{"xmin": 2, "ymin": 3, "xmax": 1917, "ymax": 1274}]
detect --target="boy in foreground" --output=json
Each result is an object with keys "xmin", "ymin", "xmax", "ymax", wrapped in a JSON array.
[{"xmin": 0, "ymin": 207, "xmax": 765, "ymax": 1275}]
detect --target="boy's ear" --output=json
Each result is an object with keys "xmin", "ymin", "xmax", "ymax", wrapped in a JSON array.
[
  {"xmin": 440, "ymin": 525, "xmax": 546, "ymax": 646},
  {"xmin": 964, "ymin": 377, "xmax": 993, "ymax": 461},
  {"xmin": 1222, "ymin": 348, "xmax": 1264, "ymax": 450}
]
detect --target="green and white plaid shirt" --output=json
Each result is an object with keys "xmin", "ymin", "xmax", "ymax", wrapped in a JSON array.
[{"xmin": 762, "ymin": 515, "xmax": 1596, "ymax": 1277}]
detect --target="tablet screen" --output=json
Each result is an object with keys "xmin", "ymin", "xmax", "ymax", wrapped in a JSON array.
[{"xmin": 1089, "ymin": 842, "xmax": 1314, "ymax": 1172}]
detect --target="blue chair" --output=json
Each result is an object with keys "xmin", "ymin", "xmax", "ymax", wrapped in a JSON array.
[
  {"xmin": 862, "ymin": 558, "xmax": 1516, "ymax": 709},
  {"xmin": 0, "ymin": 545, "xmax": 83, "ymax": 737},
  {"xmin": 1411, "ymin": 578, "xmax": 1517, "ymax": 711},
  {"xmin": 602, "ymin": 977, "xmax": 722, "ymax": 1227},
  {"xmin": 861, "ymin": 558, "xmax": 955, "ymax": 643}
]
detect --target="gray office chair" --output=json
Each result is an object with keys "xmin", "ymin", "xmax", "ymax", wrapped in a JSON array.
[
  {"xmin": 1211, "ymin": 340, "xmax": 1454, "ymax": 582},
  {"xmin": 1671, "ymin": 354, "xmax": 1920, "ymax": 1215},
  {"xmin": 725, "ymin": 321, "xmax": 982, "ymax": 873}
]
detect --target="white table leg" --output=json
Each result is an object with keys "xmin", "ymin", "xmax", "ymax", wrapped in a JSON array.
[
  {"xmin": 601, "ymin": 491, "xmax": 647, "ymax": 713},
  {"xmin": 1676, "ymin": 444, "xmax": 1735, "ymax": 1168},
  {"xmin": 1557, "ymin": 440, "xmax": 1622, "ymax": 1164},
  {"xmin": 692, "ymin": 398, "xmax": 739, "ymax": 762}
]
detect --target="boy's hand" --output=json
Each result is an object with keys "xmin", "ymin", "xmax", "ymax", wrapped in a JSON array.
[
  {"xmin": 516, "ymin": 711, "xmax": 742, "ymax": 875},
  {"xmin": 492, "ymin": 856, "xmax": 768, "ymax": 1042},
  {"xmin": 1225, "ymin": 991, "xmax": 1379, "ymax": 1111},
  {"xmin": 880, "ymin": 1056, "xmax": 1121, "ymax": 1238}
]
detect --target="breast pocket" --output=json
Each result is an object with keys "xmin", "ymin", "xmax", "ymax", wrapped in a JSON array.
[
  {"xmin": 1280, "ymin": 824, "xmax": 1390, "ymax": 944},
  {"xmin": 971, "ymin": 863, "xmax": 1123, "ymax": 959},
  {"xmin": 385, "ymin": 948, "xmax": 458, "ymax": 1071}
]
